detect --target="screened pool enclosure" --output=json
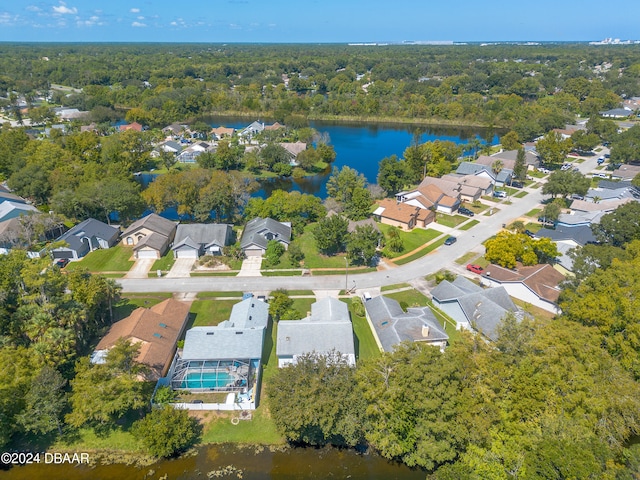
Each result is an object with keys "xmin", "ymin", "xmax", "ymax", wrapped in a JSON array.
[{"xmin": 169, "ymin": 358, "xmax": 256, "ymax": 393}]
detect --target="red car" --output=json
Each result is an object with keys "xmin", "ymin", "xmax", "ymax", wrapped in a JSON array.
[{"xmin": 466, "ymin": 264, "xmax": 483, "ymax": 274}]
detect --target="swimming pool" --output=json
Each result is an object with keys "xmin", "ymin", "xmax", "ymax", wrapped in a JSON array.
[{"xmin": 179, "ymin": 371, "xmax": 235, "ymax": 389}]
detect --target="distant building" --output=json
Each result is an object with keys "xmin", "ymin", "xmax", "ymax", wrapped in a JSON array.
[{"xmin": 240, "ymin": 217, "xmax": 291, "ymax": 257}]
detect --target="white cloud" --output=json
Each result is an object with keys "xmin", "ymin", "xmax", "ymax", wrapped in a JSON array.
[
  {"xmin": 130, "ymin": 8, "xmax": 140, "ymax": 13},
  {"xmin": 0, "ymin": 12, "xmax": 17, "ymax": 25},
  {"xmin": 53, "ymin": 2, "xmax": 77, "ymax": 15},
  {"xmin": 26, "ymin": 5, "xmax": 41, "ymax": 12},
  {"xmin": 131, "ymin": 21, "xmax": 146, "ymax": 27},
  {"xmin": 137, "ymin": 15, "xmax": 144, "ymax": 20}
]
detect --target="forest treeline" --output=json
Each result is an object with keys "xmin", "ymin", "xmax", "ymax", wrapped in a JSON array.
[{"xmin": 1, "ymin": 43, "xmax": 639, "ymax": 139}]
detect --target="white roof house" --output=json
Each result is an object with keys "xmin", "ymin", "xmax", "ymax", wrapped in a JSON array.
[{"xmin": 276, "ymin": 297, "xmax": 356, "ymax": 367}]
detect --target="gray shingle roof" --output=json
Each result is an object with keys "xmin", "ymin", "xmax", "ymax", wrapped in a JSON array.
[
  {"xmin": 364, "ymin": 296, "xmax": 448, "ymax": 352},
  {"xmin": 172, "ymin": 224, "xmax": 232, "ymax": 252},
  {"xmin": 181, "ymin": 297, "xmax": 269, "ymax": 361},
  {"xmin": 56, "ymin": 218, "xmax": 119, "ymax": 253},
  {"xmin": 455, "ymin": 161, "xmax": 513, "ymax": 184},
  {"xmin": 431, "ymin": 277, "xmax": 483, "ymax": 302},
  {"xmin": 276, "ymin": 298, "xmax": 355, "ymax": 360},
  {"xmin": 537, "ymin": 225, "xmax": 596, "ymax": 246},
  {"xmin": 240, "ymin": 217, "xmax": 291, "ymax": 250}
]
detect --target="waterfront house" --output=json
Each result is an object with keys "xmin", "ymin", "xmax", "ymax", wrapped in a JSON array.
[
  {"xmin": 171, "ymin": 223, "xmax": 233, "ymax": 259},
  {"xmin": 121, "ymin": 213, "xmax": 178, "ymax": 259},
  {"xmin": 240, "ymin": 217, "xmax": 291, "ymax": 257},
  {"xmin": 51, "ymin": 218, "xmax": 120, "ymax": 261}
]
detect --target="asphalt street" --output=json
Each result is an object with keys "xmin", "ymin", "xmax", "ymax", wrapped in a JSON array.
[{"xmin": 118, "ymin": 153, "xmax": 600, "ymax": 294}]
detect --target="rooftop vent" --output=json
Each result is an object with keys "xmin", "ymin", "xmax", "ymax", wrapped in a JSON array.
[
  {"xmin": 206, "ymin": 332, "xmax": 214, "ymax": 336},
  {"xmin": 422, "ymin": 325, "xmax": 430, "ymax": 337},
  {"xmin": 159, "ymin": 323, "xmax": 167, "ymax": 328},
  {"xmin": 153, "ymin": 333, "xmax": 162, "ymax": 338}
]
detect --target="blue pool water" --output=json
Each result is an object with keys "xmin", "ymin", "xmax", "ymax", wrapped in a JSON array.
[{"xmin": 180, "ymin": 371, "xmax": 234, "ymax": 389}]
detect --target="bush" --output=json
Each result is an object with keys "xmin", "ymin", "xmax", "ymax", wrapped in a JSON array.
[
  {"xmin": 434, "ymin": 269, "xmax": 456, "ymax": 285},
  {"xmin": 153, "ymin": 386, "xmax": 177, "ymax": 405},
  {"xmin": 351, "ymin": 296, "xmax": 366, "ymax": 317},
  {"xmin": 264, "ymin": 240, "xmax": 286, "ymax": 267},
  {"xmin": 132, "ymin": 405, "xmax": 200, "ymax": 458}
]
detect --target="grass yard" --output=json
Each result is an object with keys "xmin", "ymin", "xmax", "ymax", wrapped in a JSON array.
[
  {"xmin": 525, "ymin": 208, "xmax": 542, "ymax": 218},
  {"xmin": 262, "ymin": 270, "xmax": 303, "ymax": 276},
  {"xmin": 288, "ymin": 290, "xmax": 315, "ymax": 296},
  {"xmin": 458, "ymin": 219, "xmax": 479, "ymax": 231},
  {"xmin": 514, "ymin": 191, "xmax": 528, "ymax": 198},
  {"xmin": 529, "ymin": 170, "xmax": 547, "ymax": 179},
  {"xmin": 394, "ymin": 237, "xmax": 446, "ymax": 265},
  {"xmin": 512, "ymin": 298, "xmax": 557, "ymax": 321},
  {"xmin": 67, "ymin": 245, "xmax": 134, "ymax": 273},
  {"xmin": 113, "ymin": 294, "xmax": 172, "ymax": 320},
  {"xmin": 386, "ymin": 288, "xmax": 429, "ymax": 307},
  {"xmin": 200, "ymin": 408, "xmax": 284, "ymax": 445},
  {"xmin": 312, "ymin": 267, "xmax": 377, "ymax": 275},
  {"xmin": 378, "ymin": 223, "xmax": 440, "ymax": 258},
  {"xmin": 151, "ymin": 252, "xmax": 176, "ymax": 273},
  {"xmin": 196, "ymin": 291, "xmax": 245, "ymax": 298},
  {"xmin": 381, "ymin": 283, "xmax": 412, "ymax": 291},
  {"xmin": 455, "ymin": 252, "xmax": 479, "ymax": 265},
  {"xmin": 290, "ymin": 298, "xmax": 315, "ymax": 317},
  {"xmin": 295, "ymin": 224, "xmax": 350, "ymax": 269},
  {"xmin": 190, "ymin": 271, "xmax": 239, "ymax": 277},
  {"xmin": 346, "ymin": 299, "xmax": 381, "ymax": 361},
  {"xmin": 435, "ymin": 214, "xmax": 469, "ymax": 228},
  {"xmin": 189, "ymin": 299, "xmax": 238, "ymax": 327}
]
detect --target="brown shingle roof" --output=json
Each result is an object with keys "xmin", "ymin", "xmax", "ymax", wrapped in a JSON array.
[
  {"xmin": 484, "ymin": 263, "xmax": 565, "ymax": 304},
  {"xmin": 378, "ymin": 199, "xmax": 422, "ymax": 224},
  {"xmin": 95, "ymin": 298, "xmax": 191, "ymax": 379},
  {"xmin": 122, "ymin": 213, "xmax": 177, "ymax": 238}
]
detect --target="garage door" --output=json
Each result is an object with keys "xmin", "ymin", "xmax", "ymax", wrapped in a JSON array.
[
  {"xmin": 176, "ymin": 249, "xmax": 198, "ymax": 259},
  {"xmin": 136, "ymin": 249, "xmax": 159, "ymax": 259},
  {"xmin": 244, "ymin": 248, "xmax": 264, "ymax": 257},
  {"xmin": 52, "ymin": 250, "xmax": 73, "ymax": 259}
]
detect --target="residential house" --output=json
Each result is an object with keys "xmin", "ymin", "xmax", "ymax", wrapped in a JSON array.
[
  {"xmin": 176, "ymin": 142, "xmax": 214, "ymax": 164},
  {"xmin": 611, "ymin": 164, "xmax": 640, "ymax": 181},
  {"xmin": 570, "ymin": 197, "xmax": 633, "ymax": 214},
  {"xmin": 600, "ymin": 107, "xmax": 633, "ymax": 118},
  {"xmin": 536, "ymin": 225, "xmax": 597, "ymax": 273},
  {"xmin": 162, "ymin": 123, "xmax": 187, "ymax": 138},
  {"xmin": 91, "ymin": 298, "xmax": 191, "ymax": 381},
  {"xmin": 168, "ymin": 297, "xmax": 269, "ymax": 409},
  {"xmin": 440, "ymin": 174, "xmax": 493, "ymax": 202},
  {"xmin": 0, "ymin": 201, "xmax": 39, "ymax": 223},
  {"xmin": 373, "ymin": 199, "xmax": 434, "ymax": 231},
  {"xmin": 277, "ymin": 297, "xmax": 356, "ymax": 367},
  {"xmin": 52, "ymin": 218, "xmax": 120, "ymax": 260},
  {"xmin": 121, "ymin": 213, "xmax": 178, "ymax": 259},
  {"xmin": 240, "ymin": 217, "xmax": 291, "ymax": 257},
  {"xmin": 481, "ymin": 263, "xmax": 566, "ymax": 313},
  {"xmin": 431, "ymin": 275, "xmax": 520, "ymax": 341},
  {"xmin": 151, "ymin": 140, "xmax": 183, "ymax": 158},
  {"xmin": 239, "ymin": 121, "xmax": 265, "ymax": 138},
  {"xmin": 0, "ymin": 187, "xmax": 27, "ymax": 205},
  {"xmin": 364, "ymin": 295, "xmax": 448, "ymax": 352},
  {"xmin": 119, "ymin": 122, "xmax": 143, "ymax": 132},
  {"xmin": 279, "ymin": 142, "xmax": 307, "ymax": 164},
  {"xmin": 456, "ymin": 160, "xmax": 513, "ymax": 186},
  {"xmin": 210, "ymin": 126, "xmax": 235, "ymax": 139},
  {"xmin": 396, "ymin": 177, "xmax": 462, "ymax": 213},
  {"xmin": 265, "ymin": 122, "xmax": 285, "ymax": 131},
  {"xmin": 172, "ymin": 223, "xmax": 233, "ymax": 259}
]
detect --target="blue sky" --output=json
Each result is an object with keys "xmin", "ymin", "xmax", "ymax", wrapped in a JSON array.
[{"xmin": 0, "ymin": 0, "xmax": 638, "ymax": 43}]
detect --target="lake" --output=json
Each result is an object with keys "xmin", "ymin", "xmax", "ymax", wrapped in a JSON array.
[
  {"xmin": 3, "ymin": 444, "xmax": 425, "ymax": 480},
  {"xmin": 207, "ymin": 116, "xmax": 499, "ymax": 199}
]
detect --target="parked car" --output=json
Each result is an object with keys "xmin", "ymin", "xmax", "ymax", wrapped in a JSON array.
[
  {"xmin": 362, "ymin": 292, "xmax": 372, "ymax": 302},
  {"xmin": 54, "ymin": 258, "xmax": 69, "ymax": 268},
  {"xmin": 597, "ymin": 157, "xmax": 605, "ymax": 165},
  {"xmin": 524, "ymin": 229, "xmax": 537, "ymax": 238},
  {"xmin": 561, "ymin": 163, "xmax": 572, "ymax": 171},
  {"xmin": 510, "ymin": 181, "xmax": 524, "ymax": 188},
  {"xmin": 493, "ymin": 190, "xmax": 507, "ymax": 198},
  {"xmin": 593, "ymin": 173, "xmax": 608, "ymax": 178},
  {"xmin": 605, "ymin": 153, "xmax": 611, "ymax": 158},
  {"xmin": 538, "ymin": 167, "xmax": 551, "ymax": 174},
  {"xmin": 607, "ymin": 163, "xmax": 622, "ymax": 171},
  {"xmin": 466, "ymin": 264, "xmax": 483, "ymax": 274},
  {"xmin": 444, "ymin": 236, "xmax": 457, "ymax": 246},
  {"xmin": 458, "ymin": 207, "xmax": 474, "ymax": 216}
]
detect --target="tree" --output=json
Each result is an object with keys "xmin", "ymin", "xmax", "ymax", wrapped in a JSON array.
[
  {"xmin": 16, "ymin": 365, "xmax": 67, "ymax": 436},
  {"xmin": 536, "ymin": 131, "xmax": 573, "ymax": 167},
  {"xmin": 384, "ymin": 226, "xmax": 404, "ymax": 254},
  {"xmin": 571, "ymin": 130, "xmax": 600, "ymax": 152},
  {"xmin": 264, "ymin": 240, "xmax": 285, "ymax": 267},
  {"xmin": 132, "ymin": 405, "xmax": 200, "ymax": 458},
  {"xmin": 287, "ymin": 242, "xmax": 305, "ymax": 266},
  {"xmin": 268, "ymin": 352, "xmax": 365, "ymax": 447},
  {"xmin": 542, "ymin": 169, "xmax": 590, "ymax": 198},
  {"xmin": 243, "ymin": 190, "xmax": 325, "ymax": 233},
  {"xmin": 66, "ymin": 340, "xmax": 148, "ymax": 428},
  {"xmin": 541, "ymin": 198, "xmax": 564, "ymax": 223},
  {"xmin": 313, "ymin": 214, "xmax": 349, "ymax": 255},
  {"xmin": 377, "ymin": 155, "xmax": 407, "ymax": 196},
  {"xmin": 592, "ymin": 201, "xmax": 640, "ymax": 247},
  {"xmin": 346, "ymin": 225, "xmax": 381, "ymax": 265},
  {"xmin": 500, "ymin": 130, "xmax": 520, "ymax": 151},
  {"xmin": 326, "ymin": 166, "xmax": 367, "ymax": 206},
  {"xmin": 344, "ymin": 186, "xmax": 372, "ymax": 220},
  {"xmin": 269, "ymin": 289, "xmax": 299, "ymax": 321},
  {"xmin": 485, "ymin": 231, "xmax": 558, "ymax": 268},
  {"xmin": 0, "ymin": 346, "xmax": 37, "ymax": 447},
  {"xmin": 610, "ymin": 125, "xmax": 640, "ymax": 164},
  {"xmin": 513, "ymin": 147, "xmax": 527, "ymax": 181}
]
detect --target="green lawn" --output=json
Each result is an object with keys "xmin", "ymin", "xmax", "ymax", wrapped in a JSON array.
[
  {"xmin": 381, "ymin": 283, "xmax": 412, "ymax": 291},
  {"xmin": 455, "ymin": 252, "xmax": 479, "ymax": 265},
  {"xmin": 435, "ymin": 214, "xmax": 469, "ymax": 228},
  {"xmin": 458, "ymin": 219, "xmax": 479, "ymax": 231},
  {"xmin": 151, "ymin": 251, "xmax": 176, "ymax": 273},
  {"xmin": 189, "ymin": 300, "xmax": 238, "ymax": 327},
  {"xmin": 394, "ymin": 237, "xmax": 446, "ymax": 265},
  {"xmin": 347, "ymin": 299, "xmax": 381, "ymax": 361},
  {"xmin": 386, "ymin": 289, "xmax": 429, "ymax": 307},
  {"xmin": 196, "ymin": 291, "xmax": 245, "ymax": 298},
  {"xmin": 378, "ymin": 223, "xmax": 441, "ymax": 258},
  {"xmin": 525, "ymin": 208, "xmax": 542, "ymax": 218},
  {"xmin": 190, "ymin": 271, "xmax": 239, "ymax": 277},
  {"xmin": 312, "ymin": 267, "xmax": 377, "ymax": 275},
  {"xmin": 294, "ymin": 223, "xmax": 350, "ymax": 269},
  {"xmin": 113, "ymin": 295, "xmax": 172, "ymax": 320},
  {"xmin": 200, "ymin": 407, "xmax": 284, "ymax": 445},
  {"xmin": 67, "ymin": 245, "xmax": 134, "ymax": 272},
  {"xmin": 262, "ymin": 270, "xmax": 303, "ymax": 276},
  {"xmin": 291, "ymin": 298, "xmax": 315, "ymax": 317},
  {"xmin": 288, "ymin": 290, "xmax": 315, "ymax": 296},
  {"xmin": 514, "ymin": 191, "xmax": 528, "ymax": 198}
]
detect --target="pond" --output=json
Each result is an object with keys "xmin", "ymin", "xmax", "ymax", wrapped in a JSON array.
[{"xmin": 2, "ymin": 444, "xmax": 425, "ymax": 480}]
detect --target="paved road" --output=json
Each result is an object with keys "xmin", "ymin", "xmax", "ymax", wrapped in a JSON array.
[{"xmin": 119, "ymin": 184, "xmax": 549, "ymax": 293}]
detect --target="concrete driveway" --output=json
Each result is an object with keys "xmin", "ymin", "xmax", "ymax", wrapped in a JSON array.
[
  {"xmin": 125, "ymin": 258, "xmax": 155, "ymax": 279},
  {"xmin": 238, "ymin": 256, "xmax": 263, "ymax": 277},
  {"xmin": 167, "ymin": 258, "xmax": 196, "ymax": 278}
]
